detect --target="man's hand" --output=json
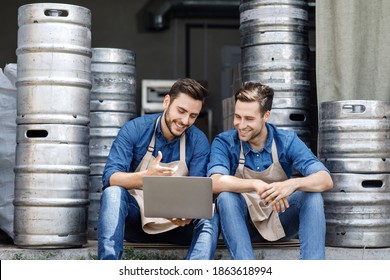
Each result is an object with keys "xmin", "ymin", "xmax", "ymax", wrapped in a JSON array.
[
  {"xmin": 146, "ymin": 151, "xmax": 176, "ymax": 176},
  {"xmin": 169, "ymin": 218, "xmax": 191, "ymax": 227},
  {"xmin": 270, "ymin": 197, "xmax": 289, "ymax": 213},
  {"xmin": 260, "ymin": 181, "xmax": 296, "ymax": 213}
]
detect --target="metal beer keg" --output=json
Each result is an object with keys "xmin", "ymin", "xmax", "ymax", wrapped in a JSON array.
[
  {"xmin": 14, "ymin": 3, "xmax": 91, "ymax": 248},
  {"xmin": 319, "ymin": 100, "xmax": 390, "ymax": 173},
  {"xmin": 16, "ymin": 3, "xmax": 92, "ymax": 125},
  {"xmin": 239, "ymin": 0, "xmax": 311, "ymax": 147},
  {"xmin": 14, "ymin": 124, "xmax": 90, "ymax": 248},
  {"xmin": 88, "ymin": 48, "xmax": 137, "ymax": 239},
  {"xmin": 323, "ymin": 173, "xmax": 390, "ymax": 247},
  {"xmin": 240, "ymin": 0, "xmax": 310, "ymax": 106}
]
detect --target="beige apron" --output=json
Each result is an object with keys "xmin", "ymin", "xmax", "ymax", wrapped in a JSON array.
[
  {"xmin": 236, "ymin": 140, "xmax": 287, "ymax": 241},
  {"xmin": 130, "ymin": 116, "xmax": 189, "ymax": 234}
]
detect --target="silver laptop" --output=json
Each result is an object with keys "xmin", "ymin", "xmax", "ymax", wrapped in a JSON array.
[{"xmin": 142, "ymin": 176, "xmax": 213, "ymax": 219}]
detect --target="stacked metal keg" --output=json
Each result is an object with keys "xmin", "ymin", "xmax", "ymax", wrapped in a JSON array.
[
  {"xmin": 13, "ymin": 3, "xmax": 92, "ymax": 248},
  {"xmin": 239, "ymin": 0, "xmax": 311, "ymax": 146},
  {"xmin": 319, "ymin": 100, "xmax": 390, "ymax": 247},
  {"xmin": 88, "ymin": 48, "xmax": 137, "ymax": 239}
]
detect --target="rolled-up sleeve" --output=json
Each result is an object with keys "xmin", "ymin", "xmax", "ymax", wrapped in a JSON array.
[
  {"xmin": 305, "ymin": 161, "xmax": 330, "ymax": 176},
  {"xmin": 207, "ymin": 131, "xmax": 238, "ymax": 177},
  {"xmin": 187, "ymin": 130, "xmax": 210, "ymax": 177},
  {"xmin": 102, "ymin": 122, "xmax": 136, "ymax": 189},
  {"xmin": 286, "ymin": 133, "xmax": 330, "ymax": 177}
]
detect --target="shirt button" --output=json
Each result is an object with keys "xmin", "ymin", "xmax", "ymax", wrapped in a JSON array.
[{"xmin": 257, "ymin": 167, "xmax": 260, "ymax": 170}]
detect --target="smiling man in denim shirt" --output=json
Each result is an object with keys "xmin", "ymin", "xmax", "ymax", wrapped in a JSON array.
[
  {"xmin": 98, "ymin": 78, "xmax": 219, "ymax": 260},
  {"xmin": 207, "ymin": 82, "xmax": 333, "ymax": 260}
]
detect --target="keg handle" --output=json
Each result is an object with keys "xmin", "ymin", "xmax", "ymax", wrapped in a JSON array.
[
  {"xmin": 361, "ymin": 180, "xmax": 383, "ymax": 188},
  {"xmin": 44, "ymin": 9, "xmax": 69, "ymax": 17},
  {"xmin": 289, "ymin": 113, "xmax": 306, "ymax": 122},
  {"xmin": 342, "ymin": 104, "xmax": 366, "ymax": 113},
  {"xmin": 26, "ymin": 130, "xmax": 48, "ymax": 138}
]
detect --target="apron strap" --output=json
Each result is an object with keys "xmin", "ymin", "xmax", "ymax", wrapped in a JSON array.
[
  {"xmin": 180, "ymin": 133, "xmax": 186, "ymax": 161},
  {"xmin": 270, "ymin": 140, "xmax": 279, "ymax": 164},
  {"xmin": 147, "ymin": 116, "xmax": 160, "ymax": 154},
  {"xmin": 238, "ymin": 142, "xmax": 246, "ymax": 174},
  {"xmin": 140, "ymin": 116, "xmax": 160, "ymax": 171}
]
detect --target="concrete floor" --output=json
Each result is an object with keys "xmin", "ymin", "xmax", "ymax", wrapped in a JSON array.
[{"xmin": 1, "ymin": 240, "xmax": 390, "ymax": 260}]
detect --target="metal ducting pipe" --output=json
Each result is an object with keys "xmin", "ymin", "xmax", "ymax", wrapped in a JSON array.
[{"xmin": 141, "ymin": 0, "xmax": 239, "ymax": 31}]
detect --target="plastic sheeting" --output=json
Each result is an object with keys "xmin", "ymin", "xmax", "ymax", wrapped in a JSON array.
[
  {"xmin": 316, "ymin": 0, "xmax": 390, "ymax": 104},
  {"xmin": 0, "ymin": 63, "xmax": 17, "ymax": 240}
]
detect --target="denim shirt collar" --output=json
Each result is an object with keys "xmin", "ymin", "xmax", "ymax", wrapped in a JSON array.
[{"xmin": 241, "ymin": 122, "xmax": 274, "ymax": 156}]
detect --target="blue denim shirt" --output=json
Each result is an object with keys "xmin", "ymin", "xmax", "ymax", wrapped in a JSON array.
[
  {"xmin": 103, "ymin": 113, "xmax": 210, "ymax": 189},
  {"xmin": 207, "ymin": 122, "xmax": 329, "ymax": 178}
]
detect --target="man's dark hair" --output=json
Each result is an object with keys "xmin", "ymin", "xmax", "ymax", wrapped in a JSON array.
[
  {"xmin": 168, "ymin": 78, "xmax": 208, "ymax": 104},
  {"xmin": 234, "ymin": 82, "xmax": 274, "ymax": 116}
]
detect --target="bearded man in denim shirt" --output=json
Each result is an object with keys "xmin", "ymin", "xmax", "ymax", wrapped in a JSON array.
[
  {"xmin": 207, "ymin": 82, "xmax": 333, "ymax": 260},
  {"xmin": 98, "ymin": 78, "xmax": 219, "ymax": 260}
]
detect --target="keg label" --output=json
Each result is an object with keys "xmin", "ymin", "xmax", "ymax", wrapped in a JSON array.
[{"xmin": 240, "ymin": 7, "xmax": 308, "ymax": 24}]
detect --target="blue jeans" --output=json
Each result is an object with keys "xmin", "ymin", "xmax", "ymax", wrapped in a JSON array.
[
  {"xmin": 98, "ymin": 186, "xmax": 220, "ymax": 260},
  {"xmin": 216, "ymin": 191, "xmax": 326, "ymax": 260}
]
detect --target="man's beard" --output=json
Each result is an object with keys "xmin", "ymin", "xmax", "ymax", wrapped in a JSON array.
[{"xmin": 164, "ymin": 107, "xmax": 186, "ymax": 138}]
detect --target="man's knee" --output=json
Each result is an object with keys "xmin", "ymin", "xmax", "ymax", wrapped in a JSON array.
[
  {"xmin": 305, "ymin": 192, "xmax": 324, "ymax": 206},
  {"xmin": 295, "ymin": 192, "xmax": 324, "ymax": 213},
  {"xmin": 101, "ymin": 186, "xmax": 127, "ymax": 204},
  {"xmin": 216, "ymin": 192, "xmax": 236, "ymax": 207},
  {"xmin": 216, "ymin": 192, "xmax": 246, "ymax": 214}
]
